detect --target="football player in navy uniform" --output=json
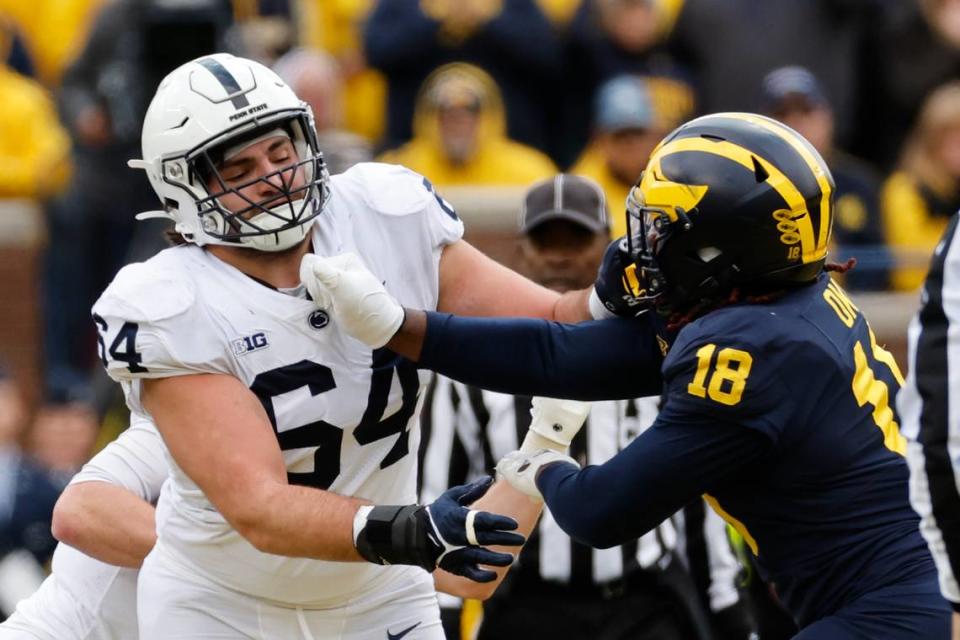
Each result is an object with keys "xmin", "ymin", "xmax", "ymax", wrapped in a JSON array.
[{"xmin": 302, "ymin": 112, "xmax": 953, "ymax": 639}]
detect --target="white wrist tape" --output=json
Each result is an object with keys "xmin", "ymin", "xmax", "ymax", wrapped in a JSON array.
[
  {"xmin": 496, "ymin": 449, "xmax": 580, "ymax": 500},
  {"xmin": 520, "ymin": 397, "xmax": 592, "ymax": 453},
  {"xmin": 352, "ymin": 505, "xmax": 375, "ymax": 547},
  {"xmin": 588, "ymin": 287, "xmax": 617, "ymax": 320}
]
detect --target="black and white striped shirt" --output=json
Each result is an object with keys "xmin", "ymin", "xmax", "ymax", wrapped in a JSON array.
[
  {"xmin": 418, "ymin": 375, "xmax": 743, "ymax": 612},
  {"xmin": 899, "ymin": 214, "xmax": 960, "ymax": 608}
]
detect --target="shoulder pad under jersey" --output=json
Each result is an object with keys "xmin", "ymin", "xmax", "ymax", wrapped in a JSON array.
[
  {"xmin": 333, "ymin": 162, "xmax": 434, "ymax": 217},
  {"xmin": 94, "ymin": 259, "xmax": 196, "ymax": 324}
]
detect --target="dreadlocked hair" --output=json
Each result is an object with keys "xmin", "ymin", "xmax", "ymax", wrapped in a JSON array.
[
  {"xmin": 662, "ymin": 259, "xmax": 855, "ymax": 332},
  {"xmin": 664, "ymin": 287, "xmax": 787, "ymax": 333},
  {"xmin": 165, "ymin": 228, "xmax": 189, "ymax": 246},
  {"xmin": 825, "ymin": 257, "xmax": 857, "ymax": 274}
]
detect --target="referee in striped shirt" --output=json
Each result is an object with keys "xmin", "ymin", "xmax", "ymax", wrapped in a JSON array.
[
  {"xmin": 899, "ymin": 213, "xmax": 960, "ymax": 640},
  {"xmin": 419, "ymin": 175, "xmax": 755, "ymax": 640}
]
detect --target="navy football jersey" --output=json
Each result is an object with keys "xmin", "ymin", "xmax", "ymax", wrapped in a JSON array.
[{"xmin": 658, "ymin": 274, "xmax": 932, "ymax": 626}]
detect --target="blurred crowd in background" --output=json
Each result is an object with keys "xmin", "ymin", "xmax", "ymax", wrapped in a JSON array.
[{"xmin": 0, "ymin": 0, "xmax": 959, "ymax": 629}]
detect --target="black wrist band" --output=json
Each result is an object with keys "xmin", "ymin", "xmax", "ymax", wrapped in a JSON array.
[{"xmin": 355, "ymin": 504, "xmax": 437, "ymax": 571}]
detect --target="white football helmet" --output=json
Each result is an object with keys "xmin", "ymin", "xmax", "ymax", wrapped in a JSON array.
[{"xmin": 132, "ymin": 53, "xmax": 330, "ymax": 251}]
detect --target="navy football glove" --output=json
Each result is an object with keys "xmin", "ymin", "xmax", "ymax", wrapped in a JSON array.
[
  {"xmin": 591, "ymin": 237, "xmax": 662, "ymax": 318},
  {"xmin": 353, "ymin": 476, "xmax": 524, "ymax": 582}
]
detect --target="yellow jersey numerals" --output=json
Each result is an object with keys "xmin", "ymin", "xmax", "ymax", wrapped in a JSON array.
[
  {"xmin": 852, "ymin": 328, "xmax": 907, "ymax": 455},
  {"xmin": 823, "ymin": 279, "xmax": 907, "ymax": 455},
  {"xmin": 823, "ymin": 279, "xmax": 858, "ymax": 327},
  {"xmin": 687, "ymin": 344, "xmax": 754, "ymax": 406}
]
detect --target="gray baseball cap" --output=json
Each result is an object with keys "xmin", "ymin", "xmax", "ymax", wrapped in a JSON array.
[{"xmin": 520, "ymin": 174, "xmax": 609, "ymax": 234}]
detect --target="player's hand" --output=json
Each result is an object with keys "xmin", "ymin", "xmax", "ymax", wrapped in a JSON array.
[
  {"xmin": 299, "ymin": 253, "xmax": 404, "ymax": 348},
  {"xmin": 495, "ymin": 449, "xmax": 580, "ymax": 500},
  {"xmin": 424, "ymin": 476, "xmax": 524, "ymax": 582},
  {"xmin": 519, "ymin": 397, "xmax": 592, "ymax": 453},
  {"xmin": 590, "ymin": 237, "xmax": 661, "ymax": 319},
  {"xmin": 353, "ymin": 476, "xmax": 525, "ymax": 583}
]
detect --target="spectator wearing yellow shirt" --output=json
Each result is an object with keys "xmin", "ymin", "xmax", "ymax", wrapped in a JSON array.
[
  {"xmin": 379, "ymin": 62, "xmax": 556, "ymax": 187},
  {"xmin": 881, "ymin": 81, "xmax": 960, "ymax": 291},
  {"xmin": 571, "ymin": 75, "xmax": 665, "ymax": 238},
  {"xmin": 0, "ymin": 0, "xmax": 105, "ymax": 87},
  {"xmin": 0, "ymin": 55, "xmax": 70, "ymax": 198},
  {"xmin": 295, "ymin": 0, "xmax": 386, "ymax": 143}
]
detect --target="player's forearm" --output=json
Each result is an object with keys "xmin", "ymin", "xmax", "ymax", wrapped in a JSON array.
[
  {"xmin": 52, "ymin": 482, "xmax": 157, "ymax": 568},
  {"xmin": 143, "ymin": 374, "xmax": 368, "ymax": 562},
  {"xmin": 385, "ymin": 308, "xmax": 428, "ymax": 361},
  {"xmin": 552, "ymin": 287, "xmax": 593, "ymax": 323},
  {"xmin": 228, "ymin": 482, "xmax": 366, "ymax": 561}
]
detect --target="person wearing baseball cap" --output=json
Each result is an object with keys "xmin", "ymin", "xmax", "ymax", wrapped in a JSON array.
[
  {"xmin": 761, "ymin": 65, "xmax": 890, "ymax": 291},
  {"xmin": 571, "ymin": 75, "xmax": 667, "ymax": 239},
  {"xmin": 516, "ymin": 174, "xmax": 611, "ymax": 292}
]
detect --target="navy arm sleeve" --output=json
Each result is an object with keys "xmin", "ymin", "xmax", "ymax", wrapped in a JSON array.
[
  {"xmin": 536, "ymin": 415, "xmax": 772, "ymax": 549},
  {"xmin": 417, "ymin": 313, "xmax": 664, "ymax": 401}
]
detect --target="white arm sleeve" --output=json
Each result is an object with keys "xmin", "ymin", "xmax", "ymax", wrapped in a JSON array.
[{"xmin": 68, "ymin": 414, "xmax": 168, "ymax": 504}]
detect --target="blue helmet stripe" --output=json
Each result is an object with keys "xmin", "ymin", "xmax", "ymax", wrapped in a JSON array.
[{"xmin": 197, "ymin": 58, "xmax": 250, "ymax": 109}]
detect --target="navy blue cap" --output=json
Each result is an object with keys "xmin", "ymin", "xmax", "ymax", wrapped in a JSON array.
[{"xmin": 761, "ymin": 66, "xmax": 828, "ymax": 111}]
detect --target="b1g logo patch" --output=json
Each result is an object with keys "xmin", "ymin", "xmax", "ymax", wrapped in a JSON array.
[{"xmin": 232, "ymin": 332, "xmax": 269, "ymax": 355}]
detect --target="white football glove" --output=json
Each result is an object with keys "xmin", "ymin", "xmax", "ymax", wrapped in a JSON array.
[
  {"xmin": 495, "ymin": 449, "xmax": 580, "ymax": 500},
  {"xmin": 520, "ymin": 397, "xmax": 592, "ymax": 453},
  {"xmin": 299, "ymin": 253, "xmax": 405, "ymax": 348}
]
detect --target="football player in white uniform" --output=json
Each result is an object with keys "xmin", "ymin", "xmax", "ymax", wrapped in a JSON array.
[
  {"xmin": 91, "ymin": 53, "xmax": 599, "ymax": 639},
  {"xmin": 0, "ymin": 416, "xmax": 166, "ymax": 639}
]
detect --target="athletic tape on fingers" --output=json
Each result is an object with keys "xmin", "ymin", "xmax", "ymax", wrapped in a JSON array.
[{"xmin": 465, "ymin": 510, "xmax": 479, "ymax": 546}]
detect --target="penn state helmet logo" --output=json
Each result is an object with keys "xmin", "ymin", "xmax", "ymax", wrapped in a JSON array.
[{"xmin": 308, "ymin": 310, "xmax": 329, "ymax": 330}]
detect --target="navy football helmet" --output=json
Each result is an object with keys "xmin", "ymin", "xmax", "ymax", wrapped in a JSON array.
[{"xmin": 625, "ymin": 112, "xmax": 836, "ymax": 312}]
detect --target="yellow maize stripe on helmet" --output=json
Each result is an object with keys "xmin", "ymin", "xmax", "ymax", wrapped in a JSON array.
[
  {"xmin": 642, "ymin": 134, "xmax": 829, "ymax": 265},
  {"xmin": 636, "ymin": 166, "xmax": 709, "ymax": 222},
  {"xmin": 622, "ymin": 263, "xmax": 643, "ymax": 296},
  {"xmin": 719, "ymin": 113, "xmax": 834, "ymax": 255}
]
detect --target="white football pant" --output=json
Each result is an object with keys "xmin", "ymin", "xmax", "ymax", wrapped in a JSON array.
[{"xmin": 137, "ymin": 546, "xmax": 444, "ymax": 640}]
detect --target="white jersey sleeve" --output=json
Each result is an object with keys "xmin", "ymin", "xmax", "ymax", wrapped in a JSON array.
[
  {"xmin": 69, "ymin": 414, "xmax": 168, "ymax": 503},
  {"xmin": 91, "ymin": 257, "xmax": 230, "ymax": 383}
]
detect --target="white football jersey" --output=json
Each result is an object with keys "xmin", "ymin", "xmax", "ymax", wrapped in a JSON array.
[
  {"xmin": 91, "ymin": 163, "xmax": 464, "ymax": 607},
  {"xmin": 0, "ymin": 416, "xmax": 167, "ymax": 640}
]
